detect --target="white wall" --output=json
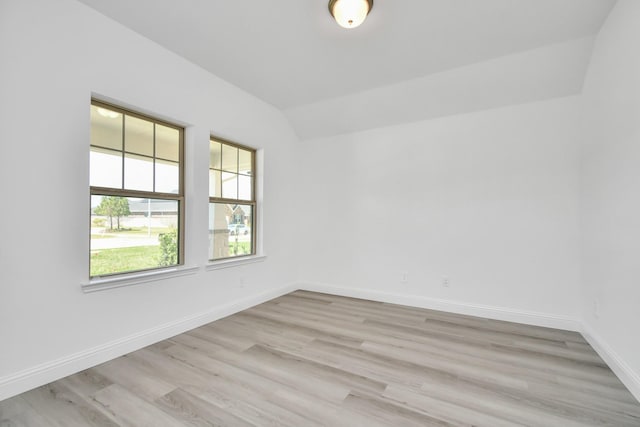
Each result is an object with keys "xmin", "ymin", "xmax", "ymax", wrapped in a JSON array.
[
  {"xmin": 298, "ymin": 97, "xmax": 583, "ymax": 324},
  {"xmin": 580, "ymin": 0, "xmax": 640, "ymax": 398},
  {"xmin": 286, "ymin": 37, "xmax": 595, "ymax": 140},
  {"xmin": 0, "ymin": 0, "xmax": 298, "ymax": 398},
  {"xmin": 1, "ymin": 0, "xmax": 639, "ymax": 405}
]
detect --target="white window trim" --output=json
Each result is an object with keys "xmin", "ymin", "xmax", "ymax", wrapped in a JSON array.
[
  {"xmin": 206, "ymin": 254, "xmax": 266, "ymax": 271},
  {"xmin": 83, "ymin": 265, "xmax": 199, "ymax": 293}
]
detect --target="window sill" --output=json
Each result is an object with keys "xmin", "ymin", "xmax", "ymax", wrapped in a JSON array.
[
  {"xmin": 206, "ymin": 255, "xmax": 266, "ymax": 271},
  {"xmin": 83, "ymin": 265, "xmax": 200, "ymax": 293}
]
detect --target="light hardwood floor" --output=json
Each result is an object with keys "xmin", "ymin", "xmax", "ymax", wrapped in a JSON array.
[{"xmin": 1, "ymin": 290, "xmax": 639, "ymax": 426}]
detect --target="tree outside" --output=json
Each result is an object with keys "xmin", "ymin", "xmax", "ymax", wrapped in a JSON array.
[
  {"xmin": 90, "ymin": 197, "xmax": 179, "ymax": 276},
  {"xmin": 94, "ymin": 196, "xmax": 131, "ymax": 230}
]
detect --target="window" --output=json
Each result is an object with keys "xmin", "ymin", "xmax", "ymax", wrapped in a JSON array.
[
  {"xmin": 90, "ymin": 100, "xmax": 184, "ymax": 277},
  {"xmin": 209, "ymin": 137, "xmax": 256, "ymax": 260}
]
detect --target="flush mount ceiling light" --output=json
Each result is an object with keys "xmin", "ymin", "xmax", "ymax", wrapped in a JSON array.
[{"xmin": 329, "ymin": 0, "xmax": 374, "ymax": 29}]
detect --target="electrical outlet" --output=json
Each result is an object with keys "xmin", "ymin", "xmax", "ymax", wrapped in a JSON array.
[
  {"xmin": 442, "ymin": 276, "xmax": 450, "ymax": 287},
  {"xmin": 593, "ymin": 300, "xmax": 600, "ymax": 318},
  {"xmin": 400, "ymin": 271, "xmax": 409, "ymax": 283}
]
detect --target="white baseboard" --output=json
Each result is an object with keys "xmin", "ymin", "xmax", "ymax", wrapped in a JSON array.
[
  {"xmin": 4, "ymin": 281, "xmax": 638, "ymax": 406},
  {"xmin": 299, "ymin": 282, "xmax": 640, "ymax": 402},
  {"xmin": 0, "ymin": 283, "xmax": 298, "ymax": 402},
  {"xmin": 298, "ymin": 282, "xmax": 582, "ymax": 332},
  {"xmin": 581, "ymin": 322, "xmax": 640, "ymax": 403}
]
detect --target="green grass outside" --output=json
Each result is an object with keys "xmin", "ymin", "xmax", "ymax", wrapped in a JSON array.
[
  {"xmin": 229, "ymin": 241, "xmax": 252, "ymax": 255},
  {"xmin": 90, "ymin": 245, "xmax": 163, "ymax": 277},
  {"xmin": 90, "ymin": 238, "xmax": 249, "ymax": 277}
]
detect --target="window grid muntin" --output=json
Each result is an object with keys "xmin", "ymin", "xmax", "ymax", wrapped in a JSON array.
[
  {"xmin": 90, "ymin": 99, "xmax": 185, "ymax": 277},
  {"xmin": 208, "ymin": 137, "xmax": 254, "ymax": 202},
  {"xmin": 90, "ymin": 100, "xmax": 183, "ymax": 195},
  {"xmin": 209, "ymin": 136, "xmax": 256, "ymax": 260}
]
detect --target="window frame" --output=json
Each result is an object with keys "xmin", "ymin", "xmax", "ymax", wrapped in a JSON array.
[
  {"xmin": 89, "ymin": 99, "xmax": 185, "ymax": 278},
  {"xmin": 208, "ymin": 136, "xmax": 257, "ymax": 261}
]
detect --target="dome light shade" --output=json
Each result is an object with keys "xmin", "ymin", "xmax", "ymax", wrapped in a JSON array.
[{"xmin": 329, "ymin": 0, "xmax": 373, "ymax": 29}]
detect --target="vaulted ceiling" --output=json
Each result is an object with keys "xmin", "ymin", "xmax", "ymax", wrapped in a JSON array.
[{"xmin": 77, "ymin": 0, "xmax": 616, "ymax": 139}]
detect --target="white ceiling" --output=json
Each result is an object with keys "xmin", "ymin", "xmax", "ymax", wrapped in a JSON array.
[{"xmin": 77, "ymin": 0, "xmax": 616, "ymax": 138}]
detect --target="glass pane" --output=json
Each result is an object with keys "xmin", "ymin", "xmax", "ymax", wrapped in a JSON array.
[
  {"xmin": 209, "ymin": 169, "xmax": 221, "ymax": 198},
  {"xmin": 155, "ymin": 159, "xmax": 179, "ymax": 194},
  {"xmin": 91, "ymin": 196, "xmax": 179, "ymax": 276},
  {"xmin": 209, "ymin": 203, "xmax": 253, "ymax": 260},
  {"xmin": 91, "ymin": 105, "xmax": 122, "ymax": 150},
  {"xmin": 125, "ymin": 115, "xmax": 154, "ymax": 156},
  {"xmin": 221, "ymin": 144, "xmax": 238, "ymax": 173},
  {"xmin": 238, "ymin": 149, "xmax": 253, "ymax": 176},
  {"xmin": 90, "ymin": 147, "xmax": 122, "ymax": 188},
  {"xmin": 209, "ymin": 140, "xmax": 221, "ymax": 169},
  {"xmin": 221, "ymin": 172, "xmax": 237, "ymax": 199},
  {"xmin": 124, "ymin": 153, "xmax": 153, "ymax": 191},
  {"xmin": 238, "ymin": 174, "xmax": 252, "ymax": 201},
  {"xmin": 156, "ymin": 125, "xmax": 179, "ymax": 161}
]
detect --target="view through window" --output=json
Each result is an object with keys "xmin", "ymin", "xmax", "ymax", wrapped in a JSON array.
[
  {"xmin": 209, "ymin": 138, "xmax": 256, "ymax": 260},
  {"xmin": 90, "ymin": 101, "xmax": 184, "ymax": 277}
]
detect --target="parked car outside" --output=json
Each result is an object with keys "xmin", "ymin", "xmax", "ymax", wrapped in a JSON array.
[{"xmin": 228, "ymin": 223, "xmax": 248, "ymax": 235}]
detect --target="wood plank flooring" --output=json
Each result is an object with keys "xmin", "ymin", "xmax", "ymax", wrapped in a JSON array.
[{"xmin": 1, "ymin": 290, "xmax": 639, "ymax": 426}]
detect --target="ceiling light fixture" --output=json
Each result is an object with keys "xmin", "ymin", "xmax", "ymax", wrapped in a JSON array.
[{"xmin": 328, "ymin": 0, "xmax": 373, "ymax": 29}]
